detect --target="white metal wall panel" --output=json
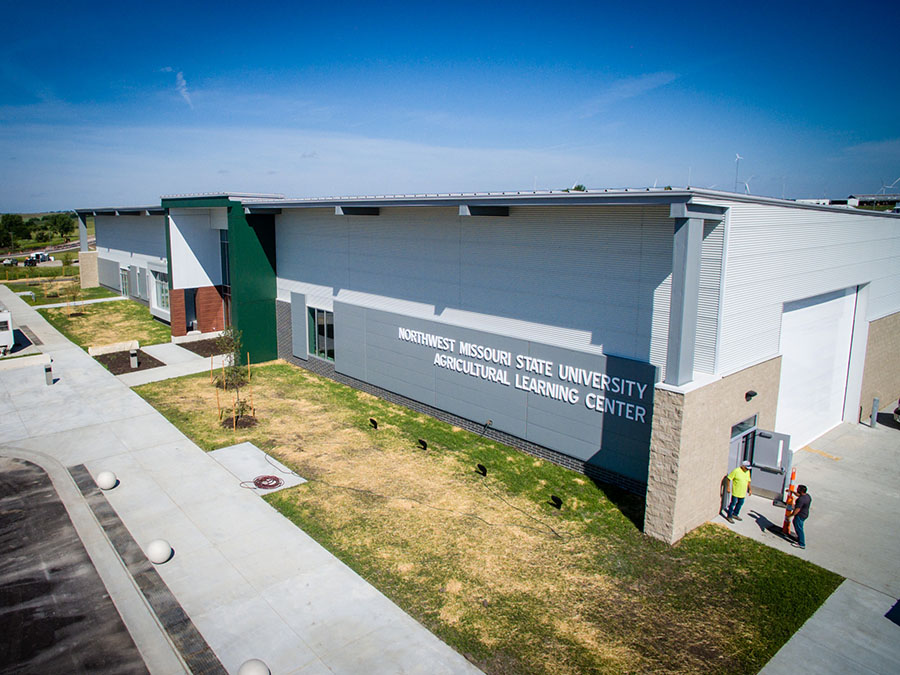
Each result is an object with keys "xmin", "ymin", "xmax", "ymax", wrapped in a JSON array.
[
  {"xmin": 168, "ymin": 209, "xmax": 223, "ymax": 289},
  {"xmin": 775, "ymin": 288, "xmax": 855, "ymax": 448},
  {"xmin": 94, "ymin": 215, "xmax": 167, "ymax": 270},
  {"xmin": 694, "ymin": 220, "xmax": 724, "ymax": 374},
  {"xmin": 276, "ymin": 205, "xmax": 674, "ymax": 370},
  {"xmin": 95, "ymin": 215, "xmax": 166, "ymax": 259},
  {"xmin": 718, "ymin": 202, "xmax": 900, "ymax": 374}
]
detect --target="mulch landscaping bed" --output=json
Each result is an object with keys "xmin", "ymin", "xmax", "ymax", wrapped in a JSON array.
[
  {"xmin": 94, "ymin": 350, "xmax": 165, "ymax": 375},
  {"xmin": 177, "ymin": 338, "xmax": 224, "ymax": 358}
]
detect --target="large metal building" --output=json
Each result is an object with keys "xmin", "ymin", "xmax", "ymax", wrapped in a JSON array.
[{"xmin": 76, "ymin": 188, "xmax": 900, "ymax": 543}]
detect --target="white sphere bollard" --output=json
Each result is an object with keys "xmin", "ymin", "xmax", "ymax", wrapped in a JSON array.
[
  {"xmin": 146, "ymin": 539, "xmax": 173, "ymax": 564},
  {"xmin": 237, "ymin": 659, "xmax": 270, "ymax": 675},
  {"xmin": 96, "ymin": 471, "xmax": 118, "ymax": 490}
]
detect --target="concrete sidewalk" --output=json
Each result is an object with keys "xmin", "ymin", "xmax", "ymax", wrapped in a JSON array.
[
  {"xmin": 723, "ymin": 418, "xmax": 900, "ymax": 674},
  {"xmin": 0, "ymin": 285, "xmax": 480, "ymax": 674},
  {"xmin": 118, "ymin": 342, "xmax": 228, "ymax": 387},
  {"xmin": 35, "ymin": 295, "xmax": 128, "ymax": 309}
]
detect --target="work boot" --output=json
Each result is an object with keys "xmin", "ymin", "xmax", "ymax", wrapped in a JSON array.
[
  {"xmin": 726, "ymin": 516, "xmax": 734, "ymax": 523},
  {"xmin": 733, "ymin": 516, "xmax": 742, "ymax": 521}
]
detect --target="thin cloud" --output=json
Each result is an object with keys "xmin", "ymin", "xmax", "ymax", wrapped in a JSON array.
[
  {"xmin": 575, "ymin": 72, "xmax": 678, "ymax": 119},
  {"xmin": 175, "ymin": 72, "xmax": 193, "ymax": 108},
  {"xmin": 159, "ymin": 66, "xmax": 173, "ymax": 73}
]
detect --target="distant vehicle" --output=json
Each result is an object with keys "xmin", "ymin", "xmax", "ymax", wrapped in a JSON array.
[
  {"xmin": 23, "ymin": 258, "xmax": 37, "ymax": 267},
  {"xmin": 1, "ymin": 258, "xmax": 17, "ymax": 266},
  {"xmin": 26, "ymin": 252, "xmax": 53, "ymax": 263}
]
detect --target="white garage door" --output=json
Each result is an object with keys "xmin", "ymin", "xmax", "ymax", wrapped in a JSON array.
[{"xmin": 775, "ymin": 287, "xmax": 856, "ymax": 450}]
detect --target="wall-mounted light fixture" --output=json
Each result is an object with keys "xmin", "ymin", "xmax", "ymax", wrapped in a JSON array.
[{"xmin": 745, "ymin": 390, "xmax": 758, "ymax": 402}]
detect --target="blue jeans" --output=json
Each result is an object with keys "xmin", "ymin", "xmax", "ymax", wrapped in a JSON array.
[
  {"xmin": 727, "ymin": 495, "xmax": 745, "ymax": 518},
  {"xmin": 794, "ymin": 516, "xmax": 806, "ymax": 547}
]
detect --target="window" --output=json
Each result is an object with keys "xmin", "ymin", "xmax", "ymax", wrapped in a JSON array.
[
  {"xmin": 307, "ymin": 307, "xmax": 334, "ymax": 361},
  {"xmin": 151, "ymin": 270, "xmax": 169, "ymax": 310},
  {"xmin": 119, "ymin": 269, "xmax": 129, "ymax": 297},
  {"xmin": 220, "ymin": 229, "xmax": 231, "ymax": 326},
  {"xmin": 0, "ymin": 320, "xmax": 9, "ymax": 332}
]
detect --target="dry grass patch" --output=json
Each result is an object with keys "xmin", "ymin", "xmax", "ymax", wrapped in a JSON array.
[{"xmin": 136, "ymin": 362, "xmax": 842, "ymax": 675}]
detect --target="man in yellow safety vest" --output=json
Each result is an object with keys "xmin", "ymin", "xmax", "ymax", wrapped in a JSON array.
[{"xmin": 725, "ymin": 460, "xmax": 752, "ymax": 523}]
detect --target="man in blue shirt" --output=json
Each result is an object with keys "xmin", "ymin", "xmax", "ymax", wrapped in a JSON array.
[{"xmin": 789, "ymin": 485, "xmax": 812, "ymax": 549}]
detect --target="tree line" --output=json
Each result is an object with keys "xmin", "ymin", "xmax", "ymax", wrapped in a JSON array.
[{"xmin": 0, "ymin": 212, "xmax": 76, "ymax": 249}]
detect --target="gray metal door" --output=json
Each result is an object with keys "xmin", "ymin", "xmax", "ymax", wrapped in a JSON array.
[
  {"xmin": 750, "ymin": 430, "xmax": 792, "ymax": 500},
  {"xmin": 184, "ymin": 288, "xmax": 197, "ymax": 332}
]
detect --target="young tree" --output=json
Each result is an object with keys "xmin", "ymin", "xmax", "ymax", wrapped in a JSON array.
[{"xmin": 215, "ymin": 326, "xmax": 254, "ymax": 424}]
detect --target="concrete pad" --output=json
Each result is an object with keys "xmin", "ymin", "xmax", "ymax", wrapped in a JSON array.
[
  {"xmin": 725, "ymin": 420, "xmax": 900, "ymax": 597},
  {"xmin": 118, "ymin": 354, "xmax": 227, "ymax": 387},
  {"xmin": 209, "ymin": 442, "xmax": 307, "ymax": 493},
  {"xmin": 141, "ymin": 342, "xmax": 204, "ymax": 366},
  {"xmin": 193, "ymin": 595, "xmax": 318, "ymax": 675},
  {"xmin": 761, "ymin": 580, "xmax": 900, "ymax": 675}
]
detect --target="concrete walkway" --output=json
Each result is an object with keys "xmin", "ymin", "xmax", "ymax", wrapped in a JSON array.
[
  {"xmin": 118, "ymin": 342, "xmax": 229, "ymax": 387},
  {"xmin": 722, "ymin": 418, "xmax": 900, "ymax": 674},
  {"xmin": 35, "ymin": 295, "xmax": 129, "ymax": 309},
  {"xmin": 0, "ymin": 285, "xmax": 480, "ymax": 675}
]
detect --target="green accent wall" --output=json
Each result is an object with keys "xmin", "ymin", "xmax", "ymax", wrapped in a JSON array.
[
  {"xmin": 227, "ymin": 207, "xmax": 277, "ymax": 362},
  {"xmin": 161, "ymin": 196, "xmax": 278, "ymax": 362}
]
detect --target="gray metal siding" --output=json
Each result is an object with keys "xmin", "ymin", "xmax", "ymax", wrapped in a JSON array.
[
  {"xmin": 276, "ymin": 205, "xmax": 674, "ymax": 374},
  {"xmin": 97, "ymin": 256, "xmax": 121, "ymax": 290},
  {"xmin": 289, "ymin": 292, "xmax": 308, "ymax": 359},
  {"xmin": 694, "ymin": 220, "xmax": 724, "ymax": 374},
  {"xmin": 332, "ymin": 300, "xmax": 657, "ymax": 483},
  {"xmin": 718, "ymin": 202, "xmax": 900, "ymax": 374},
  {"xmin": 128, "ymin": 266, "xmax": 138, "ymax": 299}
]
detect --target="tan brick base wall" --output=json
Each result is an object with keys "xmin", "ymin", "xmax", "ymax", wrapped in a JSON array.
[
  {"xmin": 78, "ymin": 251, "xmax": 99, "ymax": 289},
  {"xmin": 644, "ymin": 357, "xmax": 781, "ymax": 544},
  {"xmin": 859, "ymin": 311, "xmax": 900, "ymax": 419}
]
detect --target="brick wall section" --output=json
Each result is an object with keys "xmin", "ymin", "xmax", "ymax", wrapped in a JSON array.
[
  {"xmin": 78, "ymin": 251, "xmax": 99, "ymax": 289},
  {"xmin": 644, "ymin": 357, "xmax": 781, "ymax": 543},
  {"xmin": 169, "ymin": 286, "xmax": 225, "ymax": 336},
  {"xmin": 275, "ymin": 300, "xmax": 647, "ymax": 495},
  {"xmin": 859, "ymin": 311, "xmax": 900, "ymax": 420},
  {"xmin": 170, "ymin": 289, "xmax": 186, "ymax": 337},
  {"xmin": 196, "ymin": 286, "xmax": 225, "ymax": 334}
]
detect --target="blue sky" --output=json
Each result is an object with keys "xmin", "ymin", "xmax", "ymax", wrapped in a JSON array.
[{"xmin": 1, "ymin": 0, "xmax": 897, "ymax": 211}]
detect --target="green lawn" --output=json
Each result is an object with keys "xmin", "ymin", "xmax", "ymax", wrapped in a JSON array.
[
  {"xmin": 135, "ymin": 362, "xmax": 842, "ymax": 675},
  {"xmin": 5, "ymin": 279, "xmax": 118, "ymax": 306},
  {"xmin": 38, "ymin": 299, "xmax": 170, "ymax": 349},
  {"xmin": 1, "ymin": 265, "xmax": 80, "ymax": 281}
]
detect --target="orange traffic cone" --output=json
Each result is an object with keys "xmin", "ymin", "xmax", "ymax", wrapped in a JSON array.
[{"xmin": 782, "ymin": 467, "xmax": 797, "ymax": 535}]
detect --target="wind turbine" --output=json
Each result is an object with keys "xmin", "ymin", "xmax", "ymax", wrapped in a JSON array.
[
  {"xmin": 739, "ymin": 176, "xmax": 757, "ymax": 195},
  {"xmin": 878, "ymin": 177, "xmax": 900, "ymax": 195},
  {"xmin": 734, "ymin": 154, "xmax": 743, "ymax": 192}
]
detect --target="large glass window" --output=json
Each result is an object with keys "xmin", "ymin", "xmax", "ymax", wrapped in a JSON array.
[
  {"xmin": 220, "ymin": 229, "xmax": 231, "ymax": 325},
  {"xmin": 307, "ymin": 307, "xmax": 334, "ymax": 361},
  {"xmin": 151, "ymin": 270, "xmax": 169, "ymax": 310}
]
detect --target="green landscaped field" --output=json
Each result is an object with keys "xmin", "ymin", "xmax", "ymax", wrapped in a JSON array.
[
  {"xmin": 4, "ymin": 279, "xmax": 118, "ymax": 306},
  {"xmin": 38, "ymin": 299, "xmax": 170, "ymax": 349},
  {"xmin": 1, "ymin": 265, "xmax": 80, "ymax": 281},
  {"xmin": 135, "ymin": 361, "xmax": 842, "ymax": 675}
]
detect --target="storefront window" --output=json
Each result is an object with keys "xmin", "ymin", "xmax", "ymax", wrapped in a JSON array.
[
  {"xmin": 152, "ymin": 270, "xmax": 169, "ymax": 310},
  {"xmin": 307, "ymin": 307, "xmax": 334, "ymax": 361}
]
